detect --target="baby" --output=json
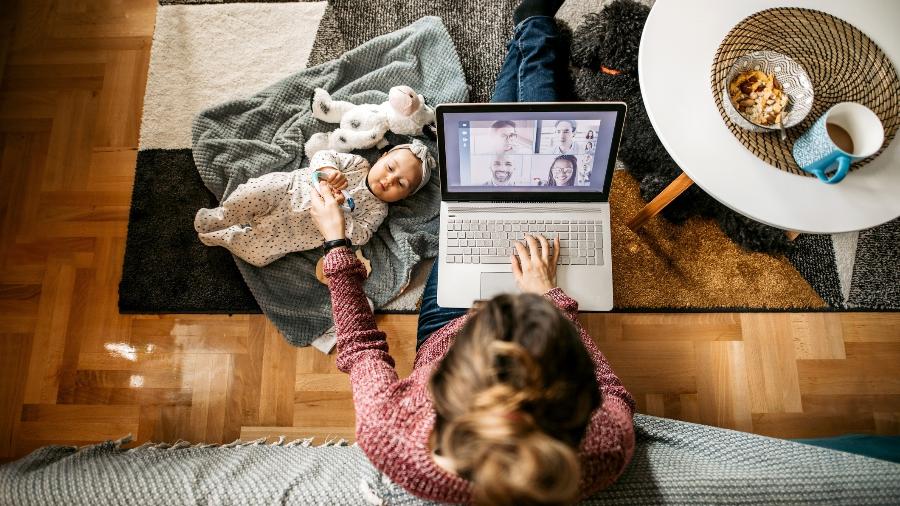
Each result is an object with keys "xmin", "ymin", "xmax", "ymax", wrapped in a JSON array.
[{"xmin": 194, "ymin": 141, "xmax": 435, "ymax": 267}]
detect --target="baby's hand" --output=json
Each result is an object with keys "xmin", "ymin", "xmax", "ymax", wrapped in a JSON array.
[
  {"xmin": 332, "ymin": 189, "xmax": 346, "ymax": 206},
  {"xmin": 320, "ymin": 169, "xmax": 348, "ymax": 191},
  {"xmin": 318, "ymin": 182, "xmax": 346, "ymax": 206}
]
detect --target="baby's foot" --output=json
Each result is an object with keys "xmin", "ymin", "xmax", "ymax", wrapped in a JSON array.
[{"xmin": 194, "ymin": 207, "xmax": 223, "ymax": 233}]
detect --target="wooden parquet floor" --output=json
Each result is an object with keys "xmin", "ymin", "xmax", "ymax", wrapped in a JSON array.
[{"xmin": 1, "ymin": 0, "xmax": 898, "ymax": 463}]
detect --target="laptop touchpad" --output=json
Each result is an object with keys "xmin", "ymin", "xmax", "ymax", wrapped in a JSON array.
[{"xmin": 480, "ymin": 272, "xmax": 519, "ymax": 300}]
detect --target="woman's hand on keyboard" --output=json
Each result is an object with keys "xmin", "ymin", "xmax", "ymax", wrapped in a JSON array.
[{"xmin": 511, "ymin": 234, "xmax": 560, "ymax": 295}]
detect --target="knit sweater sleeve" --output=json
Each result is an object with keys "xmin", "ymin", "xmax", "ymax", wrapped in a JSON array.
[
  {"xmin": 324, "ymin": 247, "xmax": 398, "ymax": 412},
  {"xmin": 544, "ymin": 287, "xmax": 636, "ymax": 494}
]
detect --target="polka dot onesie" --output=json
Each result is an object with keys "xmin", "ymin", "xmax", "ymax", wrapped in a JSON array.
[{"xmin": 194, "ymin": 150, "xmax": 388, "ymax": 267}]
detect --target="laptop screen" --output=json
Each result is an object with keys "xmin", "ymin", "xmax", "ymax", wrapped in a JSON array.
[{"xmin": 436, "ymin": 103, "xmax": 626, "ymax": 202}]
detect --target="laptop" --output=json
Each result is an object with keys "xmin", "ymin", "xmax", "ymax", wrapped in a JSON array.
[{"xmin": 435, "ymin": 102, "xmax": 626, "ymax": 310}]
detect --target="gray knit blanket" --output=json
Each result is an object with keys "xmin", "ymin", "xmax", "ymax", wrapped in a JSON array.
[
  {"xmin": 2, "ymin": 415, "xmax": 898, "ymax": 505},
  {"xmin": 191, "ymin": 16, "xmax": 468, "ymax": 346}
]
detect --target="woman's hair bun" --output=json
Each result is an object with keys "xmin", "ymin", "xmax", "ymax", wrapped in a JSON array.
[{"xmin": 428, "ymin": 293, "xmax": 602, "ymax": 505}]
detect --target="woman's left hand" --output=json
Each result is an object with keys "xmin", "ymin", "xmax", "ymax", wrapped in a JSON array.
[
  {"xmin": 511, "ymin": 234, "xmax": 560, "ymax": 295},
  {"xmin": 310, "ymin": 184, "xmax": 346, "ymax": 242}
]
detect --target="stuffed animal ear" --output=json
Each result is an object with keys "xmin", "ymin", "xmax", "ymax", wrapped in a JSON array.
[{"xmin": 422, "ymin": 124, "xmax": 437, "ymax": 141}]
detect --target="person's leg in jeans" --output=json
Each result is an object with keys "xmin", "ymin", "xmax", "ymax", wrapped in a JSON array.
[
  {"xmin": 492, "ymin": 20, "xmax": 568, "ymax": 101},
  {"xmin": 490, "ymin": 32, "xmax": 522, "ymax": 102},
  {"xmin": 416, "ymin": 260, "xmax": 468, "ymax": 349},
  {"xmin": 491, "ymin": 0, "xmax": 568, "ymax": 102},
  {"xmin": 417, "ymin": 2, "xmax": 568, "ymax": 350}
]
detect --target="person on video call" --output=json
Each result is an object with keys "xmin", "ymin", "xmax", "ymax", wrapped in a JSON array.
[
  {"xmin": 552, "ymin": 119, "xmax": 581, "ymax": 155},
  {"xmin": 547, "ymin": 154, "xmax": 577, "ymax": 186},
  {"xmin": 482, "ymin": 155, "xmax": 517, "ymax": 186},
  {"xmin": 578, "ymin": 156, "xmax": 593, "ymax": 185},
  {"xmin": 488, "ymin": 120, "xmax": 533, "ymax": 154}
]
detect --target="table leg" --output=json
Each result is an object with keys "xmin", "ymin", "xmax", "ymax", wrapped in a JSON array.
[
  {"xmin": 785, "ymin": 231, "xmax": 800, "ymax": 241},
  {"xmin": 627, "ymin": 172, "xmax": 695, "ymax": 232}
]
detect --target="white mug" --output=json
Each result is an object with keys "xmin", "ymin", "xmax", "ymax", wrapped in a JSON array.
[{"xmin": 792, "ymin": 102, "xmax": 884, "ymax": 184}]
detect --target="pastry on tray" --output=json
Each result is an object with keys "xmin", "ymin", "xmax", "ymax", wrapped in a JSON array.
[{"xmin": 728, "ymin": 70, "xmax": 789, "ymax": 127}]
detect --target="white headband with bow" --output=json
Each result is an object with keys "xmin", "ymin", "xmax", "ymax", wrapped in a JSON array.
[{"xmin": 387, "ymin": 140, "xmax": 435, "ymax": 194}]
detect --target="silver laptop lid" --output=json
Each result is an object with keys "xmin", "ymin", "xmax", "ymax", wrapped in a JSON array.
[{"xmin": 436, "ymin": 102, "xmax": 626, "ymax": 203}]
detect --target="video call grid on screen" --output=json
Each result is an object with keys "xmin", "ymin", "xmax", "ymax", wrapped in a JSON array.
[{"xmin": 441, "ymin": 111, "xmax": 619, "ymax": 194}]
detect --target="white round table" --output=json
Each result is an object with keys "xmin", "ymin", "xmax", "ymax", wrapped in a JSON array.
[{"xmin": 638, "ymin": 0, "xmax": 900, "ymax": 234}]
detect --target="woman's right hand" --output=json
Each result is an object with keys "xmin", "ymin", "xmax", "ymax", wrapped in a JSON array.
[
  {"xmin": 511, "ymin": 234, "xmax": 560, "ymax": 295},
  {"xmin": 309, "ymin": 183, "xmax": 346, "ymax": 242}
]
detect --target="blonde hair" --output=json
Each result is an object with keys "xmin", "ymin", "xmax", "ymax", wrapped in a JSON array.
[{"xmin": 429, "ymin": 294, "xmax": 601, "ymax": 506}]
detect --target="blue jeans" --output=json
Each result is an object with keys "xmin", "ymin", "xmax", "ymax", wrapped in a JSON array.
[
  {"xmin": 492, "ymin": 15, "xmax": 569, "ymax": 102},
  {"xmin": 417, "ymin": 16, "xmax": 566, "ymax": 350}
]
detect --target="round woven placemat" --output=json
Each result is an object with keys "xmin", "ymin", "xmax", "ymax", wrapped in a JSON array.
[{"xmin": 710, "ymin": 7, "xmax": 900, "ymax": 176}]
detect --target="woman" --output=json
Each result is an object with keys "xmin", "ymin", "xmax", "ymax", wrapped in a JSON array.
[
  {"xmin": 310, "ymin": 2, "xmax": 635, "ymax": 504},
  {"xmin": 547, "ymin": 155, "xmax": 577, "ymax": 186}
]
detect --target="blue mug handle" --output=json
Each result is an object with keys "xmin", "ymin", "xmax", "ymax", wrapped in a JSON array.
[{"xmin": 808, "ymin": 155, "xmax": 850, "ymax": 185}]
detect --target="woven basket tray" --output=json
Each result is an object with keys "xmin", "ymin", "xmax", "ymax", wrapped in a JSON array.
[{"xmin": 710, "ymin": 7, "xmax": 900, "ymax": 176}]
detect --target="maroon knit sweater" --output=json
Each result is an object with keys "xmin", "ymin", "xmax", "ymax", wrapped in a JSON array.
[{"xmin": 324, "ymin": 247, "xmax": 636, "ymax": 503}]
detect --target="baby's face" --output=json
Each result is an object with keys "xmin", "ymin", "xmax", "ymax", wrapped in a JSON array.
[{"xmin": 367, "ymin": 148, "xmax": 423, "ymax": 202}]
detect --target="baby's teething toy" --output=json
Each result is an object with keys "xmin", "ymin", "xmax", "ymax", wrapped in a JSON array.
[{"xmin": 311, "ymin": 171, "xmax": 355, "ymax": 212}]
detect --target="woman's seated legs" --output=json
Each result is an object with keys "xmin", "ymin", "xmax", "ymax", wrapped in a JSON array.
[
  {"xmin": 418, "ymin": 2, "xmax": 570, "ymax": 349},
  {"xmin": 416, "ymin": 261, "xmax": 467, "ymax": 350},
  {"xmin": 490, "ymin": 38, "xmax": 521, "ymax": 103},
  {"xmin": 490, "ymin": 0, "xmax": 568, "ymax": 103},
  {"xmin": 514, "ymin": 16, "xmax": 569, "ymax": 102}
]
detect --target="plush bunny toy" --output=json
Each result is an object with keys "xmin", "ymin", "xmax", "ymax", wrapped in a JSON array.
[{"xmin": 304, "ymin": 85, "xmax": 435, "ymax": 160}]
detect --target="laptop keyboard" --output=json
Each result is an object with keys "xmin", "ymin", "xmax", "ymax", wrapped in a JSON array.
[{"xmin": 445, "ymin": 218, "xmax": 604, "ymax": 265}]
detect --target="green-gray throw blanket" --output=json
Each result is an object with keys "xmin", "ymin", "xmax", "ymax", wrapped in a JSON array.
[
  {"xmin": 2, "ymin": 415, "xmax": 898, "ymax": 504},
  {"xmin": 191, "ymin": 16, "xmax": 468, "ymax": 346}
]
